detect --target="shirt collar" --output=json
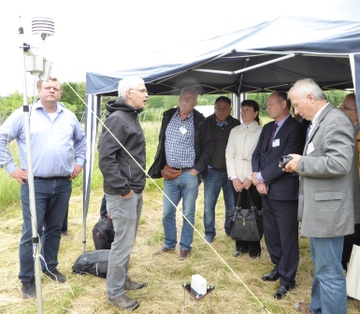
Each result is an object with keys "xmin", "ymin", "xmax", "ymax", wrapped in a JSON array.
[
  {"xmin": 176, "ymin": 107, "xmax": 194, "ymax": 120},
  {"xmin": 276, "ymin": 114, "xmax": 291, "ymax": 129},
  {"xmin": 33, "ymin": 99, "xmax": 64, "ymax": 114},
  {"xmin": 311, "ymin": 102, "xmax": 330, "ymax": 128},
  {"xmin": 216, "ymin": 118, "xmax": 228, "ymax": 127}
]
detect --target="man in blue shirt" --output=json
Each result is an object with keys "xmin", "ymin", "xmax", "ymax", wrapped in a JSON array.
[{"xmin": 0, "ymin": 77, "xmax": 86, "ymax": 299}]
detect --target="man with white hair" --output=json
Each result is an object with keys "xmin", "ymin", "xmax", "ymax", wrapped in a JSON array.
[
  {"xmin": 148, "ymin": 87, "xmax": 213, "ymax": 260},
  {"xmin": 284, "ymin": 78, "xmax": 356, "ymax": 313},
  {"xmin": 98, "ymin": 76, "xmax": 148, "ymax": 311}
]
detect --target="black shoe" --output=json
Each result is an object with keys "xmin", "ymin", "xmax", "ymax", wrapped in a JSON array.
[
  {"xmin": 274, "ymin": 285, "xmax": 293, "ymax": 300},
  {"xmin": 262, "ymin": 270, "xmax": 279, "ymax": 281},
  {"xmin": 22, "ymin": 280, "xmax": 36, "ymax": 299},
  {"xmin": 250, "ymin": 254, "xmax": 261, "ymax": 259},
  {"xmin": 44, "ymin": 269, "xmax": 66, "ymax": 283}
]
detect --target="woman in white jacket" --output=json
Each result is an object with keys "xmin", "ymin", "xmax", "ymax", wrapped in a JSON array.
[{"xmin": 226, "ymin": 99, "xmax": 262, "ymax": 258}]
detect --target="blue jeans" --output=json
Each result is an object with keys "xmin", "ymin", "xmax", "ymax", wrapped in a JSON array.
[
  {"xmin": 106, "ymin": 192, "xmax": 143, "ymax": 298},
  {"xmin": 19, "ymin": 177, "xmax": 71, "ymax": 282},
  {"xmin": 309, "ymin": 237, "xmax": 347, "ymax": 314},
  {"xmin": 203, "ymin": 168, "xmax": 234, "ymax": 239},
  {"xmin": 162, "ymin": 171, "xmax": 200, "ymax": 251}
]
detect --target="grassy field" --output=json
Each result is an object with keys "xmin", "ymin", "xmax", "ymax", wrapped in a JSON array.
[{"xmin": 1, "ymin": 120, "xmax": 360, "ymax": 314}]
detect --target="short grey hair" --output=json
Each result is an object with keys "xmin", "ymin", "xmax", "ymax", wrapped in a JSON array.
[
  {"xmin": 288, "ymin": 78, "xmax": 326, "ymax": 101},
  {"xmin": 180, "ymin": 87, "xmax": 199, "ymax": 98},
  {"xmin": 118, "ymin": 76, "xmax": 145, "ymax": 99}
]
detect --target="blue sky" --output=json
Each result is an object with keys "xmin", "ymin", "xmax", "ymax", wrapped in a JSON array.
[{"xmin": 1, "ymin": 0, "xmax": 359, "ymax": 97}]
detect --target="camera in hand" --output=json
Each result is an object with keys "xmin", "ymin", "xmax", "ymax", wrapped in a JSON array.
[{"xmin": 278, "ymin": 155, "xmax": 293, "ymax": 168}]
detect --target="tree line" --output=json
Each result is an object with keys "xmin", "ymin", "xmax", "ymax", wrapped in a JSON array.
[{"xmin": 0, "ymin": 81, "xmax": 348, "ymax": 124}]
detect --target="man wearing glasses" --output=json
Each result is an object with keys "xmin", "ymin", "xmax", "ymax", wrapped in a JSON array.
[{"xmin": 98, "ymin": 76, "xmax": 148, "ymax": 311}]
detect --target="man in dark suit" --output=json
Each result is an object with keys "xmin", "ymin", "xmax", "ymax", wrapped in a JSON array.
[{"xmin": 251, "ymin": 91, "xmax": 306, "ymax": 300}]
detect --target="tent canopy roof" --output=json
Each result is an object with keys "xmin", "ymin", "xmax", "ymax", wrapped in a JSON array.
[{"xmin": 86, "ymin": 16, "xmax": 360, "ymax": 96}]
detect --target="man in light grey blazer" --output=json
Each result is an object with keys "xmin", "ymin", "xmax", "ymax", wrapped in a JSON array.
[{"xmin": 283, "ymin": 78, "xmax": 356, "ymax": 314}]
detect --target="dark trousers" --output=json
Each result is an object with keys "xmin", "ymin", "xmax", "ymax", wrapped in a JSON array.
[
  {"xmin": 262, "ymin": 196, "xmax": 299, "ymax": 287},
  {"xmin": 61, "ymin": 205, "xmax": 69, "ymax": 233},
  {"xmin": 19, "ymin": 178, "xmax": 71, "ymax": 282},
  {"xmin": 233, "ymin": 185, "xmax": 262, "ymax": 257}
]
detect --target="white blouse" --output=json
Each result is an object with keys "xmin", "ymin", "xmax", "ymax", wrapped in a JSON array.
[{"xmin": 225, "ymin": 122, "xmax": 262, "ymax": 181}]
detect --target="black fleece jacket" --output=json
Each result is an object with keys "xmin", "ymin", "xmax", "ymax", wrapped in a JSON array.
[{"xmin": 98, "ymin": 98, "xmax": 146, "ymax": 196}]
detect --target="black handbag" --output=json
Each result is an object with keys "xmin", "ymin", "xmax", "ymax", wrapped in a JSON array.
[{"xmin": 229, "ymin": 190, "xmax": 263, "ymax": 241}]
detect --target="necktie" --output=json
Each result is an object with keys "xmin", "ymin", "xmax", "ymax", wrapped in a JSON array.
[
  {"xmin": 306, "ymin": 122, "xmax": 313, "ymax": 141},
  {"xmin": 267, "ymin": 123, "xmax": 278, "ymax": 151}
]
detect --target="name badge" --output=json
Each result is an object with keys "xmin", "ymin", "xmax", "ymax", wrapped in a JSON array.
[
  {"xmin": 306, "ymin": 142, "xmax": 315, "ymax": 155},
  {"xmin": 272, "ymin": 138, "xmax": 280, "ymax": 147},
  {"xmin": 179, "ymin": 125, "xmax": 187, "ymax": 135}
]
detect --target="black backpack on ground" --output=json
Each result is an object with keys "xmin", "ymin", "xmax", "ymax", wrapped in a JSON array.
[
  {"xmin": 92, "ymin": 215, "xmax": 114, "ymax": 250},
  {"xmin": 72, "ymin": 249, "xmax": 110, "ymax": 278}
]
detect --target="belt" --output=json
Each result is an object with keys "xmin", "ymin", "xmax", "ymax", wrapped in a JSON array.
[
  {"xmin": 34, "ymin": 176, "xmax": 70, "ymax": 180},
  {"xmin": 211, "ymin": 167, "xmax": 226, "ymax": 172},
  {"xmin": 172, "ymin": 167, "xmax": 192, "ymax": 172}
]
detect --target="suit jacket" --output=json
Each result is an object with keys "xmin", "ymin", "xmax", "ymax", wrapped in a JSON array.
[
  {"xmin": 298, "ymin": 104, "xmax": 356, "ymax": 237},
  {"xmin": 252, "ymin": 115, "xmax": 306, "ymax": 201}
]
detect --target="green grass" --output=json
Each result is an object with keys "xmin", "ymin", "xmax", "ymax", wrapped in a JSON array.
[{"xmin": 2, "ymin": 117, "xmax": 359, "ymax": 314}]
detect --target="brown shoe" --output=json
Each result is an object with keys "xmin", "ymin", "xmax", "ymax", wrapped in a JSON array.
[
  {"xmin": 179, "ymin": 249, "xmax": 191, "ymax": 260},
  {"xmin": 155, "ymin": 246, "xmax": 174, "ymax": 254},
  {"xmin": 294, "ymin": 302, "xmax": 312, "ymax": 313}
]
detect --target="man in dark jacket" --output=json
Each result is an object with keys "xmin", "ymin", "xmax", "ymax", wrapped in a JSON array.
[
  {"xmin": 203, "ymin": 96, "xmax": 240, "ymax": 242},
  {"xmin": 98, "ymin": 76, "xmax": 148, "ymax": 311},
  {"xmin": 148, "ymin": 87, "xmax": 213, "ymax": 260},
  {"xmin": 251, "ymin": 91, "xmax": 306, "ymax": 300}
]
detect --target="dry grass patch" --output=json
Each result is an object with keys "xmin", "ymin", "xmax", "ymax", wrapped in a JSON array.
[{"xmin": 1, "ymin": 184, "xmax": 360, "ymax": 313}]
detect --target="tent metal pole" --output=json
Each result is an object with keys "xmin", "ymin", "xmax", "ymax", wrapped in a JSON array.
[
  {"xmin": 349, "ymin": 53, "xmax": 360, "ymax": 123},
  {"xmin": 83, "ymin": 94, "xmax": 102, "ymax": 252}
]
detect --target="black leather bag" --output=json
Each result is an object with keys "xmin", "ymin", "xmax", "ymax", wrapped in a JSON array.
[{"xmin": 229, "ymin": 190, "xmax": 263, "ymax": 241}]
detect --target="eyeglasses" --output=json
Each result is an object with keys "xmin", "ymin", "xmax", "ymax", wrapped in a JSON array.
[{"xmin": 130, "ymin": 88, "xmax": 148, "ymax": 94}]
